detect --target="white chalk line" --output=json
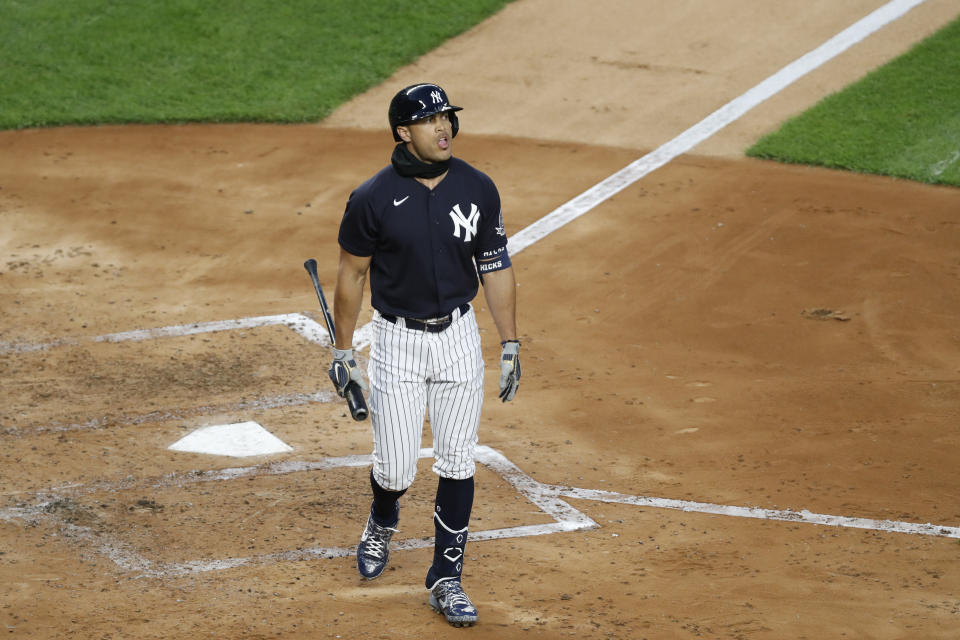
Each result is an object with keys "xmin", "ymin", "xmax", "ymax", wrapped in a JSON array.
[
  {"xmin": 0, "ymin": 312, "xmax": 374, "ymax": 354},
  {"xmin": 0, "ymin": 314, "xmax": 292, "ymax": 353},
  {"xmin": 931, "ymin": 150, "xmax": 959, "ymax": 176},
  {"xmin": 507, "ymin": 0, "xmax": 928, "ymax": 255},
  {"xmin": 4, "ymin": 445, "xmax": 959, "ymax": 578},
  {"xmin": 552, "ymin": 487, "xmax": 960, "ymax": 540},
  {"xmin": 0, "ymin": 446, "xmax": 598, "ymax": 578},
  {"xmin": 0, "ymin": 312, "xmax": 376, "ymax": 435}
]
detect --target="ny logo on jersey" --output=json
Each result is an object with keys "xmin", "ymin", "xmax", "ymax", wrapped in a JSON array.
[
  {"xmin": 430, "ymin": 90, "xmax": 444, "ymax": 104},
  {"xmin": 449, "ymin": 203, "xmax": 480, "ymax": 242}
]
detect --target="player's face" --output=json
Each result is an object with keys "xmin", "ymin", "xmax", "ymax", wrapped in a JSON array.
[{"xmin": 398, "ymin": 112, "xmax": 454, "ymax": 163}]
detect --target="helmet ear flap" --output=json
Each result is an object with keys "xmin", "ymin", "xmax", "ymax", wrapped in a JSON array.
[{"xmin": 449, "ymin": 111, "xmax": 460, "ymax": 138}]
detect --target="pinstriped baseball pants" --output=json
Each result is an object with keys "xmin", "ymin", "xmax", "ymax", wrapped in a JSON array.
[{"xmin": 367, "ymin": 306, "xmax": 484, "ymax": 491}]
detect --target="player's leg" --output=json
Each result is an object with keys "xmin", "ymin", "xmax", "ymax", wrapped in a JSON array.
[
  {"xmin": 369, "ymin": 314, "xmax": 431, "ymax": 490},
  {"xmin": 356, "ymin": 471, "xmax": 406, "ymax": 579},
  {"xmin": 357, "ymin": 313, "xmax": 430, "ymax": 579},
  {"xmin": 426, "ymin": 477, "xmax": 478, "ymax": 626},
  {"xmin": 424, "ymin": 308, "xmax": 483, "ymax": 625},
  {"xmin": 427, "ymin": 307, "xmax": 484, "ymax": 481}
]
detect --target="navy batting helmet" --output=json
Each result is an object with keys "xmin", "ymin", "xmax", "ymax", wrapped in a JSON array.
[{"xmin": 388, "ymin": 83, "xmax": 462, "ymax": 142}]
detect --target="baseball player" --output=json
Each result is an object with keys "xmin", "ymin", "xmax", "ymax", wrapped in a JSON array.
[{"xmin": 328, "ymin": 82, "xmax": 521, "ymax": 627}]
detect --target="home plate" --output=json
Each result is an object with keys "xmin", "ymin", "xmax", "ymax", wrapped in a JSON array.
[{"xmin": 168, "ymin": 421, "xmax": 293, "ymax": 457}]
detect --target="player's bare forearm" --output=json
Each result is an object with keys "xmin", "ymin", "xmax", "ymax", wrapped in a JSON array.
[
  {"xmin": 481, "ymin": 266, "xmax": 518, "ymax": 342},
  {"xmin": 333, "ymin": 248, "xmax": 371, "ymax": 350}
]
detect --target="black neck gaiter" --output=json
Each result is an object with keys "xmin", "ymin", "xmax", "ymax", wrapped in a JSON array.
[{"xmin": 391, "ymin": 143, "xmax": 449, "ymax": 179}]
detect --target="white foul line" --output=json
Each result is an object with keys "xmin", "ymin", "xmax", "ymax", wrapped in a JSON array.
[
  {"xmin": 507, "ymin": 0, "xmax": 928, "ymax": 255},
  {"xmin": 553, "ymin": 487, "xmax": 960, "ymax": 540}
]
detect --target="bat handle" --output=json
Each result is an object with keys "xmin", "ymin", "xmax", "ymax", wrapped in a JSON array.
[{"xmin": 346, "ymin": 382, "xmax": 369, "ymax": 421}]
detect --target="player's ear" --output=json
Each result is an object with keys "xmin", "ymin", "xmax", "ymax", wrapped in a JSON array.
[{"xmin": 396, "ymin": 125, "xmax": 412, "ymax": 143}]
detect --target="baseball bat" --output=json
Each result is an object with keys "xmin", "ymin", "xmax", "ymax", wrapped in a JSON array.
[{"xmin": 303, "ymin": 258, "xmax": 369, "ymax": 421}]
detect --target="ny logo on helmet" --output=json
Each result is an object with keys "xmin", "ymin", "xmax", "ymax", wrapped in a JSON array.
[
  {"xmin": 431, "ymin": 90, "xmax": 444, "ymax": 104},
  {"xmin": 449, "ymin": 204, "xmax": 480, "ymax": 242}
]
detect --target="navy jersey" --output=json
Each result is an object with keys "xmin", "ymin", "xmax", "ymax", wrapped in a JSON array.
[{"xmin": 338, "ymin": 157, "xmax": 511, "ymax": 319}]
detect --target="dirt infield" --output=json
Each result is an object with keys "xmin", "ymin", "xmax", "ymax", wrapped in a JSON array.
[{"xmin": 2, "ymin": 1, "xmax": 960, "ymax": 638}]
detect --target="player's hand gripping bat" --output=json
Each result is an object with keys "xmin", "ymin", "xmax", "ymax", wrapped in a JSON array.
[{"xmin": 303, "ymin": 258, "xmax": 369, "ymax": 421}]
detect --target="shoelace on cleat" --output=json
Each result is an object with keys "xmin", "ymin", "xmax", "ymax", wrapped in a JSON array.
[
  {"xmin": 437, "ymin": 581, "xmax": 474, "ymax": 610},
  {"xmin": 360, "ymin": 522, "xmax": 397, "ymax": 559}
]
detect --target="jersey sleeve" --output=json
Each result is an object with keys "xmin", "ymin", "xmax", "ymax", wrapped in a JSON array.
[
  {"xmin": 337, "ymin": 180, "xmax": 378, "ymax": 257},
  {"xmin": 474, "ymin": 174, "xmax": 512, "ymax": 275}
]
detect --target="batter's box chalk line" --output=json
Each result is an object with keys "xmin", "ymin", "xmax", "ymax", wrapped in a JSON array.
[
  {"xmin": 0, "ymin": 446, "xmax": 597, "ymax": 578},
  {"xmin": 0, "ymin": 312, "xmax": 376, "ymax": 355},
  {"xmin": 0, "ymin": 312, "xmax": 375, "ymax": 436},
  {"xmin": 4, "ymin": 445, "xmax": 960, "ymax": 579}
]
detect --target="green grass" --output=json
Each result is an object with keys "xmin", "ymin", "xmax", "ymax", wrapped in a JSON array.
[
  {"xmin": 0, "ymin": 0, "xmax": 512, "ymax": 129},
  {"xmin": 748, "ymin": 14, "xmax": 960, "ymax": 187}
]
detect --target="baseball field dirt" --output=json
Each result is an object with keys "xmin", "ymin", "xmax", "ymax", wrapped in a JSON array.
[{"xmin": 2, "ymin": 1, "xmax": 959, "ymax": 638}]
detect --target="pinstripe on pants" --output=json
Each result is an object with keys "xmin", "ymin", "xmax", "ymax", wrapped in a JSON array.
[{"xmin": 368, "ymin": 306, "xmax": 484, "ymax": 491}]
